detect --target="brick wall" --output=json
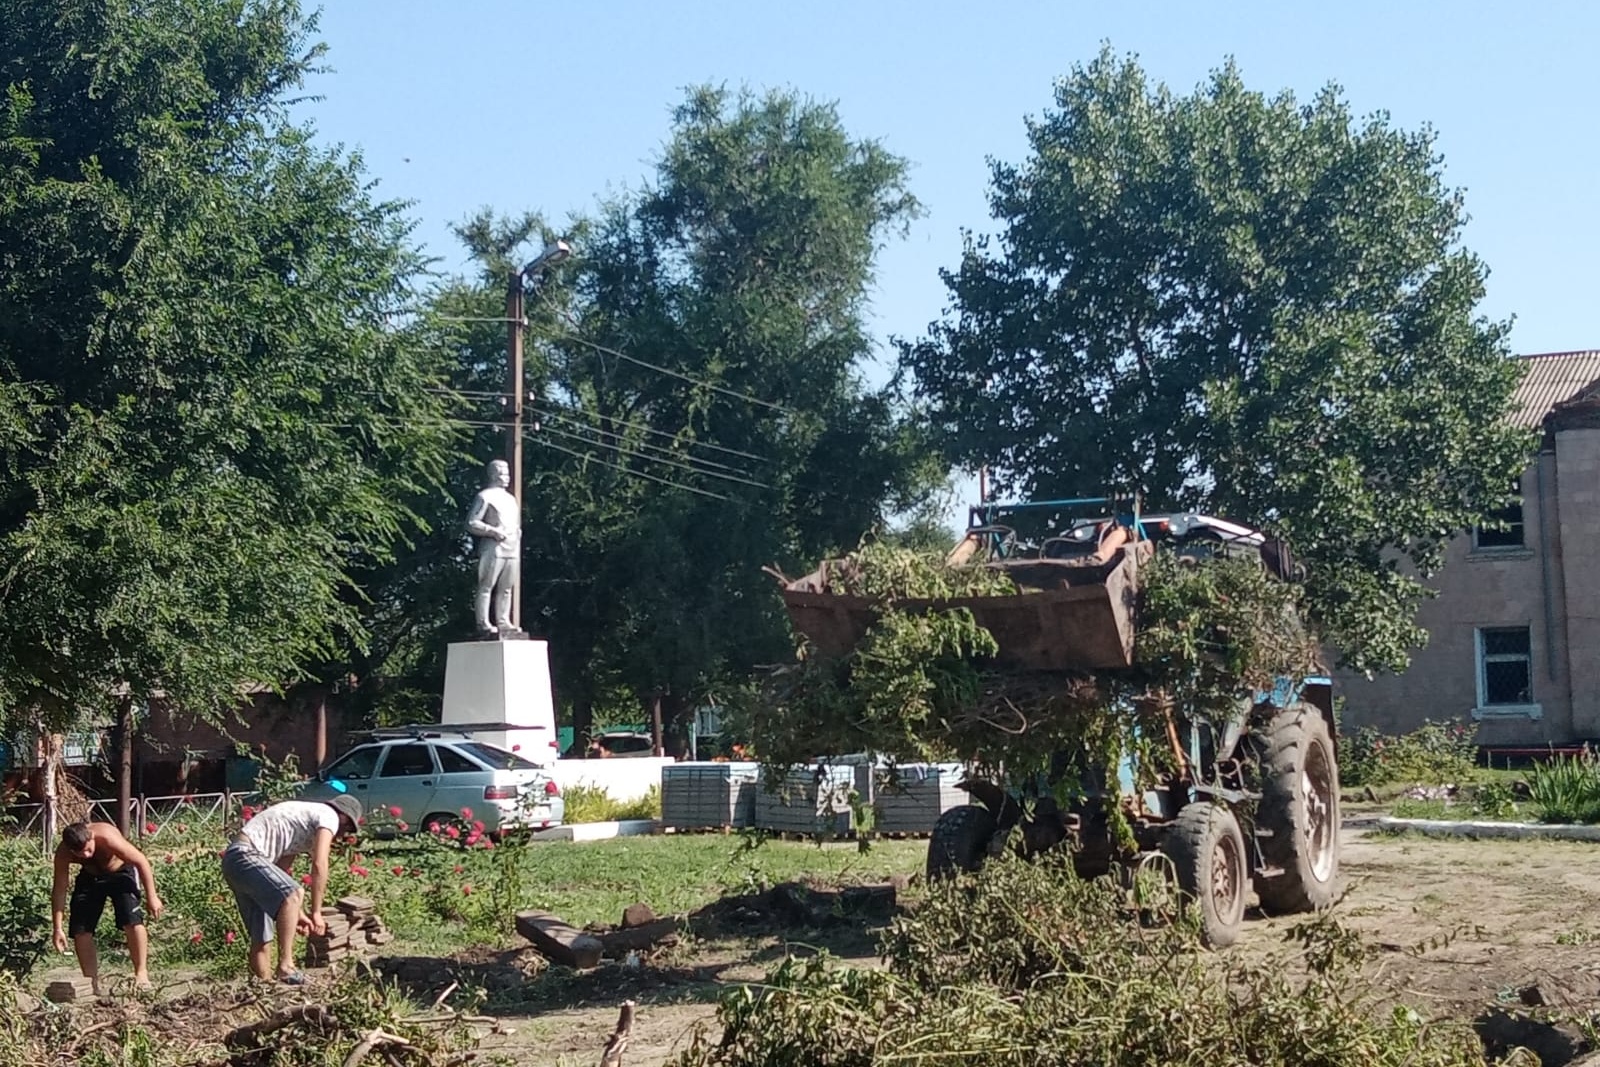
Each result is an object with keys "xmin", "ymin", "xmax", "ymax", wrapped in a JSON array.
[
  {"xmin": 1555, "ymin": 425, "xmax": 1600, "ymax": 736},
  {"xmin": 134, "ymin": 689, "xmax": 365, "ymax": 794},
  {"xmin": 1335, "ymin": 451, "xmax": 1576, "ymax": 744}
]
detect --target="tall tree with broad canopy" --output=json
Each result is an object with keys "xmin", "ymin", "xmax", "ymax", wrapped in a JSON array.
[
  {"xmin": 0, "ymin": 0, "xmax": 456, "ymax": 738},
  {"xmin": 392, "ymin": 87, "xmax": 937, "ymax": 749},
  {"xmin": 902, "ymin": 49, "xmax": 1533, "ymax": 674}
]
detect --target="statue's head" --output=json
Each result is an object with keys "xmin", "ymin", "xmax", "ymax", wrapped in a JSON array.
[{"xmin": 486, "ymin": 459, "xmax": 510, "ymax": 489}]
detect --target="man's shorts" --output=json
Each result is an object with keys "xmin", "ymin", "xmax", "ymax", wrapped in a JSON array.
[
  {"xmin": 220, "ymin": 840, "xmax": 299, "ymax": 945},
  {"xmin": 67, "ymin": 867, "xmax": 144, "ymax": 936}
]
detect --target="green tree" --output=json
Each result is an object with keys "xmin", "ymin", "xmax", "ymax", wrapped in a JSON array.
[
  {"xmin": 407, "ymin": 87, "xmax": 937, "ymax": 749},
  {"xmin": 0, "ymin": 0, "xmax": 456, "ymax": 734},
  {"xmin": 902, "ymin": 49, "xmax": 1533, "ymax": 673}
]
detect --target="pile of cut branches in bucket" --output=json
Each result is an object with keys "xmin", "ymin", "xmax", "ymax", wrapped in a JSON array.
[{"xmin": 739, "ymin": 541, "xmax": 1322, "ymax": 790}]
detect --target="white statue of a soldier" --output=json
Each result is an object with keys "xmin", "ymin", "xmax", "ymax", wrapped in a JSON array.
[{"xmin": 465, "ymin": 459, "xmax": 521, "ymax": 636}]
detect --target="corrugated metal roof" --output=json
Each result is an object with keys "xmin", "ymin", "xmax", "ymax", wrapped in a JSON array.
[{"xmin": 1511, "ymin": 351, "xmax": 1600, "ymax": 428}]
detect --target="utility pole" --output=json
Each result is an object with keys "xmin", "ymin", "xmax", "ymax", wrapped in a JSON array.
[
  {"xmin": 505, "ymin": 273, "xmax": 526, "ymax": 631},
  {"xmin": 503, "ymin": 240, "xmax": 571, "ymax": 634}
]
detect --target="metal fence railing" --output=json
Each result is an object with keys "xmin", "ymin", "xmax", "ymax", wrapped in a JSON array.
[{"xmin": 1, "ymin": 791, "xmax": 255, "ymax": 854}]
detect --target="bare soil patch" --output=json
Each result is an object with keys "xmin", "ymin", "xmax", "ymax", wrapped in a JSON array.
[{"xmin": 482, "ymin": 829, "xmax": 1600, "ymax": 1066}]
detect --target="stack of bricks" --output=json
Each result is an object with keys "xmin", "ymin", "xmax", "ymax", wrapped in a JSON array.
[
  {"xmin": 43, "ymin": 977, "xmax": 95, "ymax": 1003},
  {"xmin": 303, "ymin": 895, "xmax": 393, "ymax": 967}
]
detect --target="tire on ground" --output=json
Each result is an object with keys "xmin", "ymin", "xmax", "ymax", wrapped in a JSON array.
[
  {"xmin": 1249, "ymin": 702, "xmax": 1341, "ymax": 914},
  {"xmin": 926, "ymin": 804, "xmax": 997, "ymax": 882},
  {"xmin": 1163, "ymin": 801, "xmax": 1248, "ymax": 948}
]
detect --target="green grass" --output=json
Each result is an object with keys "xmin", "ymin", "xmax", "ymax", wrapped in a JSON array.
[
  {"xmin": 340, "ymin": 833, "xmax": 928, "ymax": 956},
  {"xmin": 3, "ymin": 822, "xmax": 928, "ymax": 981},
  {"xmin": 515, "ymin": 835, "xmax": 923, "ymax": 925}
]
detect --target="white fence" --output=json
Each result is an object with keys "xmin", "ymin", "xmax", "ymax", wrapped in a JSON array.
[{"xmin": 548, "ymin": 758, "xmax": 671, "ymax": 803}]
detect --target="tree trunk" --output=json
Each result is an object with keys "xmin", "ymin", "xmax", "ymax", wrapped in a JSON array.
[
  {"xmin": 660, "ymin": 693, "xmax": 691, "ymax": 760},
  {"xmin": 571, "ymin": 694, "xmax": 594, "ymax": 758},
  {"xmin": 650, "ymin": 692, "xmax": 664, "ymax": 758},
  {"xmin": 116, "ymin": 696, "xmax": 134, "ymax": 835},
  {"xmin": 314, "ymin": 689, "xmax": 328, "ymax": 770},
  {"xmin": 38, "ymin": 716, "xmax": 60, "ymax": 845}
]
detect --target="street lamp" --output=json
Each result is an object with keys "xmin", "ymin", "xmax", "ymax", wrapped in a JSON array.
[{"xmin": 505, "ymin": 239, "xmax": 571, "ymax": 630}]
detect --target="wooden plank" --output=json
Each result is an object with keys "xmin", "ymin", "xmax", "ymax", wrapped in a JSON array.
[
  {"xmin": 599, "ymin": 918, "xmax": 682, "ymax": 957},
  {"xmin": 514, "ymin": 910, "xmax": 604, "ymax": 970}
]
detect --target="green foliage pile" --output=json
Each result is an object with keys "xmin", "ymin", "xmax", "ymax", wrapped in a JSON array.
[
  {"xmin": 1338, "ymin": 720, "xmax": 1479, "ymax": 787},
  {"xmin": 672, "ymin": 849, "xmax": 1497, "ymax": 1067},
  {"xmin": 0, "ymin": 969, "xmax": 481, "ymax": 1067},
  {"xmin": 743, "ymin": 544, "xmax": 1319, "ymax": 791}
]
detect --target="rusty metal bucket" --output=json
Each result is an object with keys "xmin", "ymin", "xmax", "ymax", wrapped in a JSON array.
[{"xmin": 777, "ymin": 542, "xmax": 1150, "ymax": 671}]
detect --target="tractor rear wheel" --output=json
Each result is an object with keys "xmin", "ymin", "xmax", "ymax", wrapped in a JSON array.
[
  {"xmin": 1249, "ymin": 703, "xmax": 1340, "ymax": 913},
  {"xmin": 926, "ymin": 804, "xmax": 997, "ymax": 882},
  {"xmin": 1164, "ymin": 802, "xmax": 1248, "ymax": 948}
]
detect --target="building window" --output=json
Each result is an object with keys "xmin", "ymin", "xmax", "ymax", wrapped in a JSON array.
[
  {"xmin": 1477, "ymin": 627, "xmax": 1532, "ymax": 707},
  {"xmin": 1473, "ymin": 485, "xmax": 1525, "ymax": 550}
]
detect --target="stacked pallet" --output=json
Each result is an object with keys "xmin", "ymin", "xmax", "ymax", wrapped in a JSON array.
[
  {"xmin": 754, "ymin": 764, "xmax": 858, "ymax": 835},
  {"xmin": 872, "ymin": 763, "xmax": 966, "ymax": 833},
  {"xmin": 303, "ymin": 895, "xmax": 392, "ymax": 967},
  {"xmin": 661, "ymin": 762, "xmax": 760, "ymax": 829}
]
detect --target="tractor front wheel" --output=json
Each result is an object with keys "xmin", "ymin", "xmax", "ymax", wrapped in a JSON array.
[
  {"xmin": 1250, "ymin": 703, "xmax": 1340, "ymax": 913},
  {"xmin": 926, "ymin": 804, "xmax": 997, "ymax": 882},
  {"xmin": 1164, "ymin": 802, "xmax": 1248, "ymax": 948}
]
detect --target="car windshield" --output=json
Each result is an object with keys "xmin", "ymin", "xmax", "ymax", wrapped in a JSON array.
[{"xmin": 453, "ymin": 742, "xmax": 541, "ymax": 771}]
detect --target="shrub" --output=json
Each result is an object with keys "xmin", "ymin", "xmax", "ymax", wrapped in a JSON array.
[
  {"xmin": 1339, "ymin": 719, "xmax": 1478, "ymax": 787},
  {"xmin": 672, "ymin": 849, "xmax": 1492, "ymax": 1067},
  {"xmin": 0, "ymin": 840, "xmax": 49, "ymax": 979},
  {"xmin": 1526, "ymin": 749, "xmax": 1600, "ymax": 824},
  {"xmin": 562, "ymin": 785, "xmax": 661, "ymax": 824}
]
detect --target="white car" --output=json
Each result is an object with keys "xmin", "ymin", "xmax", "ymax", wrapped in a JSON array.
[{"xmin": 301, "ymin": 732, "xmax": 565, "ymax": 835}]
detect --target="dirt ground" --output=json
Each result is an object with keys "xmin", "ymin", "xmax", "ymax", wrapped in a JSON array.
[
  {"xmin": 465, "ymin": 827, "xmax": 1600, "ymax": 1067},
  {"xmin": 26, "ymin": 827, "xmax": 1599, "ymax": 1066}
]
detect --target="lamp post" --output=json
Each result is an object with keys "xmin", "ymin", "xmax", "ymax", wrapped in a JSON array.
[{"xmin": 504, "ymin": 240, "xmax": 570, "ymax": 630}]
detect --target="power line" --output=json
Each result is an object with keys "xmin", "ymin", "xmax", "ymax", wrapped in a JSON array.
[
  {"xmin": 527, "ymin": 434, "xmax": 735, "ymax": 503},
  {"xmin": 535, "ymin": 421, "xmax": 771, "ymax": 490},
  {"xmin": 535, "ymin": 408, "xmax": 765, "ymax": 479},
  {"xmin": 532, "ymin": 403, "xmax": 771, "ymax": 465},
  {"xmin": 540, "ymin": 302, "xmax": 794, "ymax": 415},
  {"xmin": 556, "ymin": 330, "xmax": 793, "ymax": 414}
]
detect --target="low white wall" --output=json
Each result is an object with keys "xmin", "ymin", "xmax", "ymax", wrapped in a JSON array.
[{"xmin": 550, "ymin": 758, "xmax": 671, "ymax": 803}]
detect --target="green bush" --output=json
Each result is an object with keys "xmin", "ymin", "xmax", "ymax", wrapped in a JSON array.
[
  {"xmin": 562, "ymin": 784, "xmax": 661, "ymax": 824},
  {"xmin": 0, "ymin": 840, "xmax": 49, "ymax": 979},
  {"xmin": 1339, "ymin": 719, "xmax": 1478, "ymax": 787},
  {"xmin": 1526, "ymin": 749, "xmax": 1600, "ymax": 824}
]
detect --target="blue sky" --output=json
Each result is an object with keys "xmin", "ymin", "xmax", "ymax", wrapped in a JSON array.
[{"xmin": 301, "ymin": 1, "xmax": 1598, "ymax": 510}]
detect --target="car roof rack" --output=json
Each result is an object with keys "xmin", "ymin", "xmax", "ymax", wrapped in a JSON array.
[{"xmin": 360, "ymin": 724, "xmax": 541, "ymax": 740}]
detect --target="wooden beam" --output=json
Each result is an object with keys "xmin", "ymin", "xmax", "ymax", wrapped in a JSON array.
[{"xmin": 515, "ymin": 910, "xmax": 604, "ymax": 970}]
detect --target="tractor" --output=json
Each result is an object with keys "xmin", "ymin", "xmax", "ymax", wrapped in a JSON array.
[{"xmin": 779, "ymin": 496, "xmax": 1340, "ymax": 946}]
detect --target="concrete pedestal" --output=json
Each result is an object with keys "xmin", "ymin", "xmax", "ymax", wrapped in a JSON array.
[{"xmin": 441, "ymin": 640, "xmax": 558, "ymax": 764}]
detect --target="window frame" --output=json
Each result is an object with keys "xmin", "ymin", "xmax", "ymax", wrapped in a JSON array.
[
  {"xmin": 1472, "ymin": 480, "xmax": 1527, "ymax": 551},
  {"xmin": 432, "ymin": 744, "xmax": 482, "ymax": 775},
  {"xmin": 1473, "ymin": 625, "xmax": 1541, "ymax": 720},
  {"xmin": 324, "ymin": 745, "xmax": 382, "ymax": 781},
  {"xmin": 375, "ymin": 742, "xmax": 439, "ymax": 779}
]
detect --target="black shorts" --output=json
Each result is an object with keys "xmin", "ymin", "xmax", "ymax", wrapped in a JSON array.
[{"xmin": 67, "ymin": 867, "xmax": 144, "ymax": 936}]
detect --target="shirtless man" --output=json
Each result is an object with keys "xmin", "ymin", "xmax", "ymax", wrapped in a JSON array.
[{"xmin": 50, "ymin": 821, "xmax": 164, "ymax": 994}]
